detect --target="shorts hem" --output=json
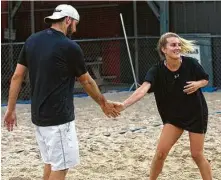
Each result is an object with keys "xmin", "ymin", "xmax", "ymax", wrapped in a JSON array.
[
  {"xmin": 163, "ymin": 122, "xmax": 207, "ymax": 134},
  {"xmin": 51, "ymin": 161, "xmax": 80, "ymax": 171}
]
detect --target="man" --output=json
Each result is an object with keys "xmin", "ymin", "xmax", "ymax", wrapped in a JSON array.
[{"xmin": 4, "ymin": 4, "xmax": 120, "ymax": 180}]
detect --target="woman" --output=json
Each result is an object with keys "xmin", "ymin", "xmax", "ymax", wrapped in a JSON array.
[{"xmin": 117, "ymin": 32, "xmax": 212, "ymax": 180}]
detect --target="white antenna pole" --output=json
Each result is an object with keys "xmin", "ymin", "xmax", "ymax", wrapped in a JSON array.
[{"xmin": 120, "ymin": 13, "xmax": 138, "ymax": 90}]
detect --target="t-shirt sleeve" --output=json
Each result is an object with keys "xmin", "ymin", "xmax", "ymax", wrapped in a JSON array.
[
  {"xmin": 192, "ymin": 58, "xmax": 209, "ymax": 81},
  {"xmin": 67, "ymin": 42, "xmax": 87, "ymax": 77},
  {"xmin": 17, "ymin": 45, "xmax": 27, "ymax": 67},
  {"xmin": 144, "ymin": 65, "xmax": 158, "ymax": 93}
]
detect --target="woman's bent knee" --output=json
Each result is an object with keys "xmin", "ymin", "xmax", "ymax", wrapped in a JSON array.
[
  {"xmin": 155, "ymin": 150, "xmax": 168, "ymax": 161},
  {"xmin": 191, "ymin": 151, "xmax": 204, "ymax": 162}
]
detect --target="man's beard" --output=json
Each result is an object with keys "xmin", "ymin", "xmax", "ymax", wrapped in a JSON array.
[{"xmin": 66, "ymin": 25, "xmax": 73, "ymax": 38}]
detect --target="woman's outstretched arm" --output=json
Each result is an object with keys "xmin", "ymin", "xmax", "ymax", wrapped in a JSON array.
[{"xmin": 123, "ymin": 82, "xmax": 151, "ymax": 109}]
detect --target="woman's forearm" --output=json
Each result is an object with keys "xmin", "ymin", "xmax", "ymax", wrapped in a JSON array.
[
  {"xmin": 198, "ymin": 79, "xmax": 208, "ymax": 88},
  {"xmin": 123, "ymin": 82, "xmax": 151, "ymax": 109}
]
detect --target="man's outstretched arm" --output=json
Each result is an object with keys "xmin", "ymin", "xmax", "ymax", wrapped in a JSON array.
[{"xmin": 77, "ymin": 72, "xmax": 120, "ymax": 118}]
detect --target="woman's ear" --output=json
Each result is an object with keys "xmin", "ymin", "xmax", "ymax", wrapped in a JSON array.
[{"xmin": 161, "ymin": 47, "xmax": 166, "ymax": 54}]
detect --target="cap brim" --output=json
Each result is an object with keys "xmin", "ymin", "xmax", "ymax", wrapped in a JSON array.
[{"xmin": 44, "ymin": 13, "xmax": 66, "ymax": 24}]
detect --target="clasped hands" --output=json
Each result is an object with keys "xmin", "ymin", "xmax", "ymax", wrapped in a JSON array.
[{"xmin": 100, "ymin": 100, "xmax": 125, "ymax": 118}]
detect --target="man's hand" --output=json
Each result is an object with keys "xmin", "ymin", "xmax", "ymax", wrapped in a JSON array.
[
  {"xmin": 109, "ymin": 101, "xmax": 125, "ymax": 112},
  {"xmin": 183, "ymin": 81, "xmax": 201, "ymax": 94},
  {"xmin": 100, "ymin": 100, "xmax": 125, "ymax": 118},
  {"xmin": 4, "ymin": 110, "xmax": 17, "ymax": 131},
  {"xmin": 100, "ymin": 101, "xmax": 120, "ymax": 118}
]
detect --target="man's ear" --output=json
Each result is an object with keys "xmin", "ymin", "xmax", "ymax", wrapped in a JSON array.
[{"xmin": 65, "ymin": 16, "xmax": 72, "ymax": 24}]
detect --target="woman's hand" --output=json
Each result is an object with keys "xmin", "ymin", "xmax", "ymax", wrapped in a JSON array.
[{"xmin": 183, "ymin": 81, "xmax": 201, "ymax": 94}]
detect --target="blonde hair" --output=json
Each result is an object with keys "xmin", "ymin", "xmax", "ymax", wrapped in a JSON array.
[{"xmin": 157, "ymin": 32, "xmax": 196, "ymax": 60}]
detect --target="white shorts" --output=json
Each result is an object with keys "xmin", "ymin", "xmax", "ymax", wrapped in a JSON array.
[{"xmin": 35, "ymin": 121, "xmax": 80, "ymax": 171}]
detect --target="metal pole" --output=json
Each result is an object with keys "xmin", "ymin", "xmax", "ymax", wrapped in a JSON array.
[
  {"xmin": 31, "ymin": 1, "xmax": 35, "ymax": 33},
  {"xmin": 133, "ymin": 1, "xmax": 139, "ymax": 83},
  {"xmin": 8, "ymin": 1, "xmax": 14, "ymax": 72},
  {"xmin": 120, "ymin": 13, "xmax": 138, "ymax": 90},
  {"xmin": 146, "ymin": 1, "xmax": 160, "ymax": 21},
  {"xmin": 160, "ymin": 1, "xmax": 169, "ymax": 35}
]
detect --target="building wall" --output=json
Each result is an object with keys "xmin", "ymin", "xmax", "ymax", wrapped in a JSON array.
[
  {"xmin": 2, "ymin": 1, "xmax": 221, "ymax": 41},
  {"xmin": 1, "ymin": 1, "xmax": 8, "ymax": 41},
  {"xmin": 1, "ymin": 1, "xmax": 221, "ymax": 87},
  {"xmin": 1, "ymin": 1, "xmax": 125, "ymax": 42},
  {"xmin": 170, "ymin": 1, "xmax": 221, "ymax": 34}
]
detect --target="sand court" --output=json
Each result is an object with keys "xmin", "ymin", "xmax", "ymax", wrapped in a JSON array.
[{"xmin": 1, "ymin": 91, "xmax": 221, "ymax": 180}]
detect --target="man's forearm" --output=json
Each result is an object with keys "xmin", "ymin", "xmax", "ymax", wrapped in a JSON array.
[
  {"xmin": 81, "ymin": 78, "xmax": 106, "ymax": 107},
  {"xmin": 7, "ymin": 75, "xmax": 24, "ymax": 112}
]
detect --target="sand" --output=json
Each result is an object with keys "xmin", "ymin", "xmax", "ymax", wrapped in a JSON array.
[{"xmin": 1, "ymin": 91, "xmax": 221, "ymax": 180}]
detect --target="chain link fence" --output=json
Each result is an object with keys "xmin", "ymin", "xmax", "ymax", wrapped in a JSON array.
[
  {"xmin": 1, "ymin": 36, "xmax": 221, "ymax": 103},
  {"xmin": 212, "ymin": 37, "xmax": 221, "ymax": 88}
]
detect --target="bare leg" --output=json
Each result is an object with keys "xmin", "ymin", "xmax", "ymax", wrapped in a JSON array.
[
  {"xmin": 43, "ymin": 164, "xmax": 51, "ymax": 180},
  {"xmin": 149, "ymin": 124, "xmax": 184, "ymax": 180},
  {"xmin": 189, "ymin": 132, "xmax": 212, "ymax": 180},
  {"xmin": 48, "ymin": 169, "xmax": 68, "ymax": 180}
]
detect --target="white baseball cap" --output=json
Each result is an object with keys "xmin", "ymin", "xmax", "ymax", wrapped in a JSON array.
[{"xmin": 44, "ymin": 4, "xmax": 80, "ymax": 23}]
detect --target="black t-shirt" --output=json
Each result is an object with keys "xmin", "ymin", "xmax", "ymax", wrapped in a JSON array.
[
  {"xmin": 144, "ymin": 56, "xmax": 209, "ymax": 133},
  {"xmin": 18, "ymin": 28, "xmax": 87, "ymax": 126}
]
